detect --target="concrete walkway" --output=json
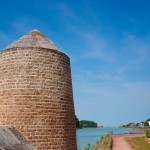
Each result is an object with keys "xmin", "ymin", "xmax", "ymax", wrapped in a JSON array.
[{"xmin": 112, "ymin": 133, "xmax": 144, "ymax": 150}]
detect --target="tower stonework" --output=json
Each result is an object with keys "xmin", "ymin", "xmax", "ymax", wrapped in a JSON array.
[{"xmin": 0, "ymin": 30, "xmax": 77, "ymax": 150}]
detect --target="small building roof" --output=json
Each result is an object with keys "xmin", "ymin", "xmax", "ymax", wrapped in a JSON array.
[{"xmin": 5, "ymin": 29, "xmax": 60, "ymax": 51}]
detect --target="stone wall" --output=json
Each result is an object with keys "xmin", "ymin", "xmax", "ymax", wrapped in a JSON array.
[{"xmin": 0, "ymin": 47, "xmax": 77, "ymax": 150}]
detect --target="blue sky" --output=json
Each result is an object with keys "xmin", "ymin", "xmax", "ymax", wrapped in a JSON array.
[{"xmin": 0, "ymin": 0, "xmax": 150, "ymax": 126}]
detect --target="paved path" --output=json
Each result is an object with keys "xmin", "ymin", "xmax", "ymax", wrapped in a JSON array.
[{"xmin": 112, "ymin": 133, "xmax": 144, "ymax": 150}]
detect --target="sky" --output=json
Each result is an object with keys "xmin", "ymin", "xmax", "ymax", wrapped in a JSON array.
[{"xmin": 0, "ymin": 0, "xmax": 150, "ymax": 126}]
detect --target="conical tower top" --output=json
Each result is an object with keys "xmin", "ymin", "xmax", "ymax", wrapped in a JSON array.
[{"xmin": 5, "ymin": 29, "xmax": 60, "ymax": 51}]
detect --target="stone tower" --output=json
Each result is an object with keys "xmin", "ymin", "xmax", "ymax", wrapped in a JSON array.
[{"xmin": 0, "ymin": 30, "xmax": 77, "ymax": 150}]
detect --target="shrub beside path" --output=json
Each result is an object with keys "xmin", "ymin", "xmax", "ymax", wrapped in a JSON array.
[{"xmin": 112, "ymin": 133, "xmax": 144, "ymax": 150}]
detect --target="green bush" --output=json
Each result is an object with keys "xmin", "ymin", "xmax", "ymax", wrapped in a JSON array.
[{"xmin": 145, "ymin": 130, "xmax": 150, "ymax": 138}]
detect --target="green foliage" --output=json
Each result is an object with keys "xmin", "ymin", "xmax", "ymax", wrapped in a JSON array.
[
  {"xmin": 144, "ymin": 122, "xmax": 149, "ymax": 127},
  {"xmin": 75, "ymin": 115, "xmax": 80, "ymax": 128},
  {"xmin": 121, "ymin": 118, "xmax": 150, "ymax": 128},
  {"xmin": 145, "ymin": 130, "xmax": 150, "ymax": 138},
  {"xmin": 84, "ymin": 144, "xmax": 90, "ymax": 150},
  {"xmin": 75, "ymin": 116, "xmax": 97, "ymax": 128},
  {"xmin": 80, "ymin": 120, "xmax": 97, "ymax": 128},
  {"xmin": 92, "ymin": 132, "xmax": 112, "ymax": 150},
  {"xmin": 146, "ymin": 118, "xmax": 150, "ymax": 122},
  {"xmin": 101, "ymin": 133, "xmax": 112, "ymax": 150},
  {"xmin": 122, "ymin": 122, "xmax": 136, "ymax": 128}
]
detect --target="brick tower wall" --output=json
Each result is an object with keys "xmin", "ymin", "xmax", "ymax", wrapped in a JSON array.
[{"xmin": 0, "ymin": 47, "xmax": 77, "ymax": 150}]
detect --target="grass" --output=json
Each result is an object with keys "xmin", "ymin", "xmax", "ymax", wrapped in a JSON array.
[
  {"xmin": 101, "ymin": 133, "xmax": 111, "ymax": 150},
  {"xmin": 92, "ymin": 132, "xmax": 112, "ymax": 150},
  {"xmin": 126, "ymin": 136, "xmax": 150, "ymax": 150},
  {"xmin": 84, "ymin": 144, "xmax": 90, "ymax": 150}
]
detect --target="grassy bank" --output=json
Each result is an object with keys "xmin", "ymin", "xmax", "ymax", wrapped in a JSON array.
[
  {"xmin": 126, "ymin": 136, "xmax": 150, "ymax": 150},
  {"xmin": 92, "ymin": 132, "xmax": 112, "ymax": 150}
]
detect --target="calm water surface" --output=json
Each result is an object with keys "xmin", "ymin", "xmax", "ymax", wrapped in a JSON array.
[{"xmin": 76, "ymin": 127, "xmax": 143, "ymax": 150}]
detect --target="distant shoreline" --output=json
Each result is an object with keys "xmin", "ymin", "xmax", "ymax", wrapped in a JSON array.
[{"xmin": 120, "ymin": 127, "xmax": 149, "ymax": 132}]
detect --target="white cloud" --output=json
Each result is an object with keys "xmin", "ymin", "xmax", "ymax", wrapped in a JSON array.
[
  {"xmin": 121, "ymin": 34, "xmax": 150, "ymax": 60},
  {"xmin": 76, "ymin": 31, "xmax": 117, "ymax": 62},
  {"xmin": 82, "ymin": 70, "xmax": 122, "ymax": 81},
  {"xmin": 56, "ymin": 3, "xmax": 77, "ymax": 18},
  {"xmin": 116, "ymin": 34, "xmax": 150, "ymax": 75}
]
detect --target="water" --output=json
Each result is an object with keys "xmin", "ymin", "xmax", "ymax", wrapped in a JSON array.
[{"xmin": 76, "ymin": 127, "xmax": 143, "ymax": 150}]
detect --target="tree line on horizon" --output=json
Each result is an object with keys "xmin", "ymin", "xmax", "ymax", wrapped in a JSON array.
[
  {"xmin": 75, "ymin": 115, "xmax": 97, "ymax": 128},
  {"xmin": 121, "ymin": 118, "xmax": 150, "ymax": 128}
]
